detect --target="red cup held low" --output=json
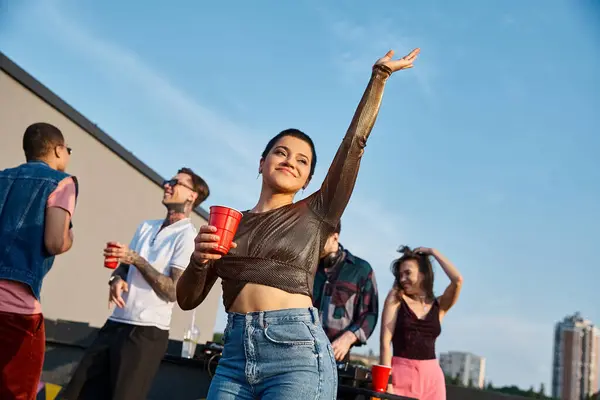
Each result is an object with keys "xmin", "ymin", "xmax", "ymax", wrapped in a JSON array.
[{"xmin": 371, "ymin": 364, "xmax": 392, "ymax": 393}]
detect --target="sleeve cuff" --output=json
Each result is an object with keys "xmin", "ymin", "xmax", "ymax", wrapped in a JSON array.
[
  {"xmin": 372, "ymin": 64, "xmax": 392, "ymax": 79},
  {"xmin": 348, "ymin": 325, "xmax": 367, "ymax": 345}
]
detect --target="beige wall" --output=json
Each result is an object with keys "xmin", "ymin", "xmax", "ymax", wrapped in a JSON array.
[{"xmin": 0, "ymin": 69, "xmax": 222, "ymax": 344}]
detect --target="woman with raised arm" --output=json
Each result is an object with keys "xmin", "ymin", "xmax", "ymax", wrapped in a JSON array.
[
  {"xmin": 177, "ymin": 48, "xmax": 420, "ymax": 400},
  {"xmin": 379, "ymin": 246, "xmax": 463, "ymax": 400}
]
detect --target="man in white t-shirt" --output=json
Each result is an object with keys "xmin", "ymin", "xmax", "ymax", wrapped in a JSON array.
[{"xmin": 60, "ymin": 168, "xmax": 209, "ymax": 400}]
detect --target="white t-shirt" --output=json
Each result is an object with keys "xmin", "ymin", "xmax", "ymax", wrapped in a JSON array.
[{"xmin": 109, "ymin": 218, "xmax": 197, "ymax": 330}]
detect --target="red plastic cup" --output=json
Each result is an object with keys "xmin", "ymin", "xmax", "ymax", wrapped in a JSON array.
[
  {"xmin": 209, "ymin": 206, "xmax": 243, "ymax": 255},
  {"xmin": 371, "ymin": 364, "xmax": 392, "ymax": 393},
  {"xmin": 104, "ymin": 243, "xmax": 119, "ymax": 269}
]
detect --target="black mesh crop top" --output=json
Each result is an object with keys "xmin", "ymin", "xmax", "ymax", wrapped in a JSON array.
[{"xmin": 179, "ymin": 65, "xmax": 393, "ymax": 311}]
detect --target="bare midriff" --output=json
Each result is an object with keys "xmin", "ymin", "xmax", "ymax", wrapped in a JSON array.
[{"xmin": 228, "ymin": 283, "xmax": 313, "ymax": 313}]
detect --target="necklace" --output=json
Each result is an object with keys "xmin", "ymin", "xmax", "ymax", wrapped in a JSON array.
[
  {"xmin": 405, "ymin": 293, "xmax": 430, "ymax": 317},
  {"xmin": 418, "ymin": 295, "xmax": 430, "ymax": 313}
]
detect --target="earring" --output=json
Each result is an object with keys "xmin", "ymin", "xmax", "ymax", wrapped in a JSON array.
[{"xmin": 256, "ymin": 172, "xmax": 260, "ymax": 179}]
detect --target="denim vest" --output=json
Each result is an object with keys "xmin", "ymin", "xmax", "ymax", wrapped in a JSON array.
[{"xmin": 0, "ymin": 161, "xmax": 76, "ymax": 300}]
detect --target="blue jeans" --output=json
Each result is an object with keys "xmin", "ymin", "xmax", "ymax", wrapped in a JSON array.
[{"xmin": 208, "ymin": 307, "xmax": 337, "ymax": 399}]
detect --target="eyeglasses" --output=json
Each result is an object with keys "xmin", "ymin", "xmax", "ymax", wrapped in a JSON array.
[
  {"xmin": 57, "ymin": 145, "xmax": 72, "ymax": 155},
  {"xmin": 162, "ymin": 178, "xmax": 194, "ymax": 191}
]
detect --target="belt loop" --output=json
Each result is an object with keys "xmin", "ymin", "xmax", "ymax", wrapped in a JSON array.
[
  {"xmin": 309, "ymin": 307, "xmax": 318, "ymax": 324},
  {"xmin": 259, "ymin": 311, "xmax": 266, "ymax": 329}
]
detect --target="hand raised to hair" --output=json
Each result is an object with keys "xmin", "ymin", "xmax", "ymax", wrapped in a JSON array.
[
  {"xmin": 413, "ymin": 246, "xmax": 434, "ymax": 255},
  {"xmin": 374, "ymin": 48, "xmax": 420, "ymax": 73}
]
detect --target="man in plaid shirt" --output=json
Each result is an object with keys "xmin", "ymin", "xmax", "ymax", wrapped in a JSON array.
[{"xmin": 313, "ymin": 221, "xmax": 379, "ymax": 361}]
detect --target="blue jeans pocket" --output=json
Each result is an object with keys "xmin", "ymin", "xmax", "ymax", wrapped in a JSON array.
[{"xmin": 263, "ymin": 321, "xmax": 315, "ymax": 346}]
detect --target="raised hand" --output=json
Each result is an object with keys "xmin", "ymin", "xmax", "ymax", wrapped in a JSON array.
[
  {"xmin": 414, "ymin": 246, "xmax": 434, "ymax": 256},
  {"xmin": 374, "ymin": 48, "xmax": 420, "ymax": 73}
]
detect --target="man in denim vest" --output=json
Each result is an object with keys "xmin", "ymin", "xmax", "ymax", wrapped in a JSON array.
[{"xmin": 0, "ymin": 122, "xmax": 78, "ymax": 399}]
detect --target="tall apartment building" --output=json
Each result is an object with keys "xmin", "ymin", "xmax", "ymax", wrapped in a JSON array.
[
  {"xmin": 439, "ymin": 351, "xmax": 486, "ymax": 388},
  {"xmin": 552, "ymin": 312, "xmax": 600, "ymax": 400}
]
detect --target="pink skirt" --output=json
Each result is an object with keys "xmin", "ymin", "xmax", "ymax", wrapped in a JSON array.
[{"xmin": 391, "ymin": 356, "xmax": 446, "ymax": 400}]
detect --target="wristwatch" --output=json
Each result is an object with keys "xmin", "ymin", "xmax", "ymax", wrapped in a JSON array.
[{"xmin": 108, "ymin": 275, "xmax": 121, "ymax": 286}]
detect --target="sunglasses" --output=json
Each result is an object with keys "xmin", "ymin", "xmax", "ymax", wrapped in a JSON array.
[
  {"xmin": 162, "ymin": 178, "xmax": 194, "ymax": 191},
  {"xmin": 58, "ymin": 144, "xmax": 72, "ymax": 155}
]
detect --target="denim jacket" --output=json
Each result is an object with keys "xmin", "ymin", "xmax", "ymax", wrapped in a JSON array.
[{"xmin": 0, "ymin": 161, "xmax": 77, "ymax": 300}]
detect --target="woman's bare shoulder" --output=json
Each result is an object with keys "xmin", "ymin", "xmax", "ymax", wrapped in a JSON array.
[{"xmin": 384, "ymin": 287, "xmax": 402, "ymax": 306}]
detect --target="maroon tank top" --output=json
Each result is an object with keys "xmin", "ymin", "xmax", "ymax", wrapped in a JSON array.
[{"xmin": 392, "ymin": 298, "xmax": 441, "ymax": 360}]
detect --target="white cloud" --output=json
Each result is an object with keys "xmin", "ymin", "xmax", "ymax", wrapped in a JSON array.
[
  {"xmin": 33, "ymin": 1, "xmax": 265, "ymax": 209},
  {"xmin": 318, "ymin": 9, "xmax": 436, "ymax": 100},
  {"xmin": 502, "ymin": 14, "xmax": 517, "ymax": 26},
  {"xmin": 37, "ymin": 1, "xmax": 261, "ymax": 179}
]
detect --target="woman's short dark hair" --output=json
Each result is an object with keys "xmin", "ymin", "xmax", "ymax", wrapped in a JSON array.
[
  {"xmin": 261, "ymin": 129, "xmax": 317, "ymax": 181},
  {"xmin": 391, "ymin": 245, "xmax": 435, "ymax": 300}
]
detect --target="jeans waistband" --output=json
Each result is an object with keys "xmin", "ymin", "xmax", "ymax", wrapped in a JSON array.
[
  {"xmin": 392, "ymin": 356, "xmax": 440, "ymax": 367},
  {"xmin": 226, "ymin": 307, "xmax": 320, "ymax": 329}
]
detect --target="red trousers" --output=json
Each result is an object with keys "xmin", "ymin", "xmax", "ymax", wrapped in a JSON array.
[{"xmin": 0, "ymin": 311, "xmax": 45, "ymax": 400}]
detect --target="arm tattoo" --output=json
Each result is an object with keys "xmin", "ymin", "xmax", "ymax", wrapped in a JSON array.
[{"xmin": 128, "ymin": 250, "xmax": 182, "ymax": 302}]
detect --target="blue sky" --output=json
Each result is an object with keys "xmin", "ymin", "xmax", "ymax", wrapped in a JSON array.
[{"xmin": 2, "ymin": 0, "xmax": 599, "ymax": 391}]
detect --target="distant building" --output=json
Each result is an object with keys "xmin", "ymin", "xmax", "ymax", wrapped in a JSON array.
[
  {"xmin": 439, "ymin": 351, "xmax": 486, "ymax": 388},
  {"xmin": 552, "ymin": 312, "xmax": 600, "ymax": 400}
]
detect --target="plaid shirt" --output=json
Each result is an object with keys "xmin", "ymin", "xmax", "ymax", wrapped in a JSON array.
[{"xmin": 313, "ymin": 245, "xmax": 379, "ymax": 345}]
